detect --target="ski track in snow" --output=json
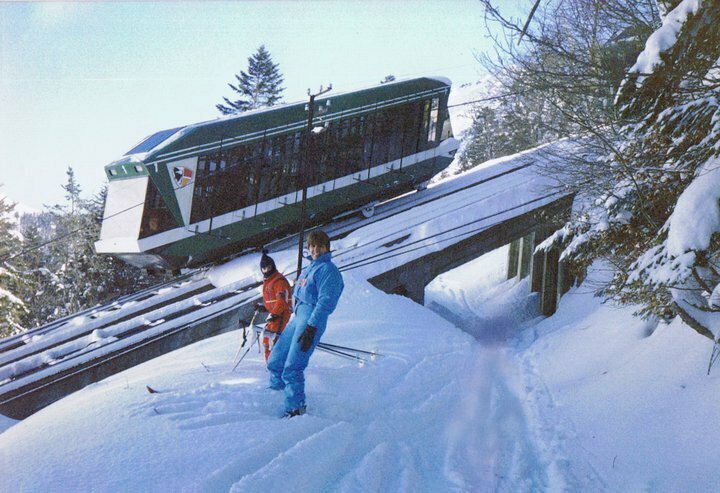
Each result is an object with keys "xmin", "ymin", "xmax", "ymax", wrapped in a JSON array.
[
  {"xmin": 128, "ymin": 341, "xmax": 602, "ymax": 492},
  {"xmin": 516, "ymin": 350, "xmax": 607, "ymax": 491},
  {"xmin": 229, "ymin": 352, "xmax": 473, "ymax": 492},
  {"xmin": 125, "ymin": 340, "xmax": 579, "ymax": 491}
]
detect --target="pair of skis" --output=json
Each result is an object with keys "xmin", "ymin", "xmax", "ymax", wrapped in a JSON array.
[{"xmin": 230, "ymin": 310, "xmax": 380, "ymax": 371}]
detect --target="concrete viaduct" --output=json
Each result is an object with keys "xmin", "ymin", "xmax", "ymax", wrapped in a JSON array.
[{"xmin": 368, "ymin": 193, "xmax": 575, "ymax": 316}]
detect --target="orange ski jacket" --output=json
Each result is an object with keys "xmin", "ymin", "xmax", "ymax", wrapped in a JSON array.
[{"xmin": 262, "ymin": 271, "xmax": 291, "ymax": 334}]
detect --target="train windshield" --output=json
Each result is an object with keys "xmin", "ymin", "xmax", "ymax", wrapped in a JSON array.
[{"xmin": 139, "ymin": 179, "xmax": 178, "ymax": 238}]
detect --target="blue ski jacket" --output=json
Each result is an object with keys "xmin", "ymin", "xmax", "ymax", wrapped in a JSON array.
[{"xmin": 293, "ymin": 252, "xmax": 344, "ymax": 328}]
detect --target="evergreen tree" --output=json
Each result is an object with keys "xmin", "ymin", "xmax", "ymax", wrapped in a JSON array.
[
  {"xmin": 17, "ymin": 183, "xmax": 158, "ymax": 328},
  {"xmin": 43, "ymin": 175, "xmax": 159, "ymax": 320},
  {"xmin": 63, "ymin": 166, "xmax": 82, "ymax": 214},
  {"xmin": 0, "ymin": 194, "xmax": 28, "ymax": 337},
  {"xmin": 3, "ymin": 170, "xmax": 165, "ymax": 330},
  {"xmin": 544, "ymin": 2, "xmax": 720, "ymax": 339},
  {"xmin": 605, "ymin": 1, "xmax": 720, "ymax": 336},
  {"xmin": 459, "ymin": 89, "xmax": 553, "ymax": 171},
  {"xmin": 43, "ymin": 178, "xmax": 94, "ymax": 317},
  {"xmin": 459, "ymin": 107, "xmax": 501, "ymax": 169},
  {"xmin": 17, "ymin": 218, "xmax": 47, "ymax": 328},
  {"xmin": 33, "ymin": 168, "xmax": 109, "ymax": 319},
  {"xmin": 217, "ymin": 45, "xmax": 285, "ymax": 115}
]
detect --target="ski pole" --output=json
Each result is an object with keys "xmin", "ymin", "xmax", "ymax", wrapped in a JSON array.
[
  {"xmin": 318, "ymin": 342, "xmax": 381, "ymax": 357},
  {"xmin": 230, "ymin": 310, "xmax": 260, "ymax": 371},
  {"xmin": 316, "ymin": 345, "xmax": 368, "ymax": 364},
  {"xmin": 231, "ymin": 329, "xmax": 262, "ymax": 371},
  {"xmin": 230, "ymin": 323, "xmax": 249, "ymax": 366}
]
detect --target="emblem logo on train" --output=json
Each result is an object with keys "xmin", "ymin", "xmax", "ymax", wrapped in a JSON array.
[{"xmin": 173, "ymin": 166, "xmax": 193, "ymax": 188}]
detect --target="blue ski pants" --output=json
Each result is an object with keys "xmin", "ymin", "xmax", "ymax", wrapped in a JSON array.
[{"xmin": 267, "ymin": 303, "xmax": 325, "ymax": 412}]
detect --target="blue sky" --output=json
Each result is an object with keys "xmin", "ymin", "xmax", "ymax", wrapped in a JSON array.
[{"xmin": 0, "ymin": 1, "xmax": 519, "ymax": 211}]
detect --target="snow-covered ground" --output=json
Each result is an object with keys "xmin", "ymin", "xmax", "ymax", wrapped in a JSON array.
[{"xmin": 1, "ymin": 248, "xmax": 718, "ymax": 491}]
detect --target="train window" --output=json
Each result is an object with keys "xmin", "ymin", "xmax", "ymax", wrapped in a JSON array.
[
  {"xmin": 441, "ymin": 113, "xmax": 454, "ymax": 140},
  {"xmin": 428, "ymin": 98, "xmax": 439, "ymax": 143},
  {"xmin": 139, "ymin": 179, "xmax": 178, "ymax": 238},
  {"xmin": 293, "ymin": 133, "xmax": 301, "ymax": 156},
  {"xmin": 371, "ymin": 110, "xmax": 389, "ymax": 166},
  {"xmin": 401, "ymin": 102, "xmax": 421, "ymax": 156},
  {"xmin": 362, "ymin": 116, "xmax": 374, "ymax": 168},
  {"xmin": 190, "ymin": 141, "xmax": 295, "ymax": 222},
  {"xmin": 420, "ymin": 100, "xmax": 430, "ymax": 150},
  {"xmin": 288, "ymin": 133, "xmax": 300, "ymax": 177},
  {"xmin": 188, "ymin": 90, "xmax": 448, "ymax": 225},
  {"xmin": 387, "ymin": 108, "xmax": 403, "ymax": 162}
]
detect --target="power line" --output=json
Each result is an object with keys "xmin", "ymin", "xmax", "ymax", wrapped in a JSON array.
[
  {"xmin": 447, "ymin": 92, "xmax": 519, "ymax": 108},
  {"xmin": 1, "ymin": 225, "xmax": 87, "ymax": 264}
]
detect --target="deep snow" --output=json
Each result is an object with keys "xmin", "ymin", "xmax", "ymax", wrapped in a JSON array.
[{"xmin": 2, "ymin": 249, "xmax": 719, "ymax": 492}]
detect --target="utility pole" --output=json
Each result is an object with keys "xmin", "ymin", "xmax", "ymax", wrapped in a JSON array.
[{"xmin": 296, "ymin": 84, "xmax": 332, "ymax": 280}]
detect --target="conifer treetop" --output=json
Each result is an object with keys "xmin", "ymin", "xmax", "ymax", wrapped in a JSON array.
[{"xmin": 217, "ymin": 44, "xmax": 285, "ymax": 115}]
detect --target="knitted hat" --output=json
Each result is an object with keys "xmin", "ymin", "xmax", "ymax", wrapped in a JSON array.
[{"xmin": 260, "ymin": 249, "xmax": 276, "ymax": 273}]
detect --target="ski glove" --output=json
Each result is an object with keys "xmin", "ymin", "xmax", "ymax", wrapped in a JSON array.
[{"xmin": 298, "ymin": 325, "xmax": 317, "ymax": 352}]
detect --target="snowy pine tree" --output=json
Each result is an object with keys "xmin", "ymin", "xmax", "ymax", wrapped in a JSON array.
[
  {"xmin": 39, "ymin": 168, "xmax": 94, "ymax": 317},
  {"xmin": 216, "ymin": 45, "xmax": 285, "ymax": 114},
  {"xmin": 459, "ymin": 90, "xmax": 555, "ymax": 172},
  {"xmin": 545, "ymin": 1, "xmax": 720, "ymax": 339},
  {"xmin": 613, "ymin": 1, "xmax": 720, "ymax": 337},
  {"xmin": 16, "ymin": 183, "xmax": 158, "ymax": 328},
  {"xmin": 0, "ymin": 194, "xmax": 28, "ymax": 337},
  {"xmin": 17, "ymin": 218, "xmax": 48, "ymax": 328},
  {"xmin": 63, "ymin": 167, "xmax": 82, "ymax": 214}
]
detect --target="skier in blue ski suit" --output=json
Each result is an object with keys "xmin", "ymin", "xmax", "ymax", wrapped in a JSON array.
[{"xmin": 267, "ymin": 230, "xmax": 344, "ymax": 417}]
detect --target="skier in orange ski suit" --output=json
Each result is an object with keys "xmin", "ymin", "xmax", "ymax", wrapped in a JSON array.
[{"xmin": 259, "ymin": 251, "xmax": 291, "ymax": 362}]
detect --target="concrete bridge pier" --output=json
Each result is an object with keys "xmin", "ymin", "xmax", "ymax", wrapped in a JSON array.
[
  {"xmin": 506, "ymin": 232, "xmax": 535, "ymax": 281},
  {"xmin": 510, "ymin": 234, "xmax": 574, "ymax": 316},
  {"xmin": 507, "ymin": 229, "xmax": 570, "ymax": 316}
]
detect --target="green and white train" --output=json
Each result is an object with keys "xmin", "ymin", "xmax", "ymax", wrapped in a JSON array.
[{"xmin": 95, "ymin": 77, "xmax": 458, "ymax": 271}]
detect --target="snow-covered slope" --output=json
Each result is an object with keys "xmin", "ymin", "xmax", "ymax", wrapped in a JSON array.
[
  {"xmin": 0, "ymin": 273, "xmax": 485, "ymax": 491},
  {"xmin": 519, "ymin": 266, "xmax": 720, "ymax": 492},
  {"xmin": 2, "ymin": 255, "xmax": 719, "ymax": 491}
]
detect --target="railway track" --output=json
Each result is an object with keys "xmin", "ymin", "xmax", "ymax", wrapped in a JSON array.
[{"xmin": 0, "ymin": 272, "xmax": 261, "ymax": 419}]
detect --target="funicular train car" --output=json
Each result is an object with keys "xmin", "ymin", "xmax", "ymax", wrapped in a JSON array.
[{"xmin": 95, "ymin": 77, "xmax": 459, "ymax": 271}]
